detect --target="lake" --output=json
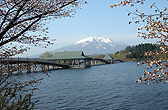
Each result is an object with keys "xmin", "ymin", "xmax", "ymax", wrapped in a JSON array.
[{"xmin": 20, "ymin": 62, "xmax": 168, "ymax": 110}]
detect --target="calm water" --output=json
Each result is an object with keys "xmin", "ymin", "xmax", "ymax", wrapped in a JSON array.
[{"xmin": 20, "ymin": 62, "xmax": 168, "ymax": 110}]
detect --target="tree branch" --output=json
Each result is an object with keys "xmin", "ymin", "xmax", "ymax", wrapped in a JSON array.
[
  {"xmin": 0, "ymin": 0, "xmax": 28, "ymax": 41},
  {"xmin": 0, "ymin": 17, "xmax": 41, "ymax": 46},
  {"xmin": 0, "ymin": 0, "xmax": 23, "ymax": 31},
  {"xmin": 0, "ymin": 0, "xmax": 78, "ymax": 46}
]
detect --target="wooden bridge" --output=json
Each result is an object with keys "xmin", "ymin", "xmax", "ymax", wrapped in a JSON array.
[
  {"xmin": 91, "ymin": 58, "xmax": 111, "ymax": 65},
  {"xmin": 91, "ymin": 58, "xmax": 124, "ymax": 65},
  {"xmin": 0, "ymin": 58, "xmax": 71, "ymax": 74},
  {"xmin": 1, "ymin": 58, "xmax": 70, "ymax": 68},
  {"xmin": 0, "ymin": 57, "xmax": 124, "ymax": 74},
  {"xmin": 113, "ymin": 59, "xmax": 125, "ymax": 63}
]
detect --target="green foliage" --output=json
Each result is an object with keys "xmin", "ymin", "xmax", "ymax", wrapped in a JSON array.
[
  {"xmin": 88, "ymin": 55, "xmax": 105, "ymax": 59},
  {"xmin": 39, "ymin": 51, "xmax": 53, "ymax": 59},
  {"xmin": 112, "ymin": 43, "xmax": 167, "ymax": 61},
  {"xmin": 0, "ymin": 77, "xmax": 40, "ymax": 110},
  {"xmin": 110, "ymin": 53, "xmax": 128, "ymax": 61},
  {"xmin": 0, "ymin": 73, "xmax": 43, "ymax": 110},
  {"xmin": 125, "ymin": 43, "xmax": 160, "ymax": 59}
]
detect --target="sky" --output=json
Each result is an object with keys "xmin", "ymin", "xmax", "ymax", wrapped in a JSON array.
[{"xmin": 18, "ymin": 0, "xmax": 167, "ymax": 57}]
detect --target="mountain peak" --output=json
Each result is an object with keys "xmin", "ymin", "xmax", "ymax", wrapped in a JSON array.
[
  {"xmin": 53, "ymin": 36, "xmax": 128, "ymax": 55},
  {"xmin": 75, "ymin": 36, "xmax": 113, "ymax": 45}
]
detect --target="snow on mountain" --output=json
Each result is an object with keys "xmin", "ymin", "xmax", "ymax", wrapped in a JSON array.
[
  {"xmin": 73, "ymin": 36, "xmax": 117, "ymax": 48},
  {"xmin": 75, "ymin": 36, "xmax": 113, "ymax": 45},
  {"xmin": 53, "ymin": 36, "xmax": 128, "ymax": 55}
]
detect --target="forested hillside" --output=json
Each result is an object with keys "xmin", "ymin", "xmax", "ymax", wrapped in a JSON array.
[
  {"xmin": 111, "ymin": 43, "xmax": 167, "ymax": 61},
  {"xmin": 124, "ymin": 43, "xmax": 160, "ymax": 59}
]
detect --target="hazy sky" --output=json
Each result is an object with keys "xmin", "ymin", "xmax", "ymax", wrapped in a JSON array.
[{"xmin": 18, "ymin": 0, "xmax": 167, "ymax": 57}]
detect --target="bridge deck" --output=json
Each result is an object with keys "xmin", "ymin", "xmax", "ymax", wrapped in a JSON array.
[
  {"xmin": 0, "ymin": 58, "xmax": 124, "ymax": 69},
  {"xmin": 0, "ymin": 58, "xmax": 70, "ymax": 68}
]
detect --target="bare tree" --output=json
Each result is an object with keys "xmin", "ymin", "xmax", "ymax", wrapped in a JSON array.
[
  {"xmin": 110, "ymin": 0, "xmax": 168, "ymax": 84},
  {"xmin": 0, "ymin": 0, "xmax": 86, "ymax": 109}
]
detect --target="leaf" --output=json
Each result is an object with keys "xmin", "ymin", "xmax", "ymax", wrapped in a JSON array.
[
  {"xmin": 130, "ymin": 4, "xmax": 134, "ymax": 7},
  {"xmin": 110, "ymin": 5, "xmax": 113, "ymax": 8}
]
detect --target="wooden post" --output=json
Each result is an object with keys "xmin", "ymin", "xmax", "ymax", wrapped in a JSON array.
[
  {"xmin": 91, "ymin": 60, "xmax": 94, "ymax": 65},
  {"xmin": 32, "ymin": 64, "xmax": 36, "ymax": 73},
  {"xmin": 41, "ymin": 65, "xmax": 43, "ymax": 72},
  {"xmin": 17, "ymin": 63, "xmax": 19, "ymax": 73},
  {"xmin": 41, "ymin": 64, "xmax": 45, "ymax": 72},
  {"xmin": 34, "ymin": 63, "xmax": 37, "ymax": 72},
  {"xmin": 17, "ymin": 63, "xmax": 22, "ymax": 74},
  {"xmin": 10, "ymin": 63, "xmax": 12, "ymax": 75},
  {"xmin": 78, "ymin": 60, "xmax": 80, "ymax": 67},
  {"xmin": 72, "ymin": 60, "xmax": 74, "ymax": 67},
  {"xmin": 8, "ymin": 64, "xmax": 10, "ymax": 75},
  {"xmin": 84, "ymin": 60, "xmax": 86, "ymax": 65},
  {"xmin": 47, "ymin": 65, "xmax": 49, "ymax": 71},
  {"xmin": 27, "ymin": 63, "xmax": 31, "ymax": 73}
]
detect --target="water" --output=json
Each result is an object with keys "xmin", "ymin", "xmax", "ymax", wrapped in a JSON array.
[{"xmin": 19, "ymin": 62, "xmax": 168, "ymax": 110}]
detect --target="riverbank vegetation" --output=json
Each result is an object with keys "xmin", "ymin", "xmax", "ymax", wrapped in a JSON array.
[{"xmin": 112, "ymin": 43, "xmax": 167, "ymax": 62}]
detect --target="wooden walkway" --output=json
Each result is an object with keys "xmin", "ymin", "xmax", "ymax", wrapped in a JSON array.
[
  {"xmin": 1, "ymin": 58, "xmax": 124, "ymax": 66},
  {"xmin": 91, "ymin": 58, "xmax": 124, "ymax": 65},
  {"xmin": 113, "ymin": 59, "xmax": 125, "ymax": 63},
  {"xmin": 92, "ymin": 58, "xmax": 111, "ymax": 64},
  {"xmin": 0, "ymin": 57, "xmax": 124, "ymax": 74},
  {"xmin": 1, "ymin": 58, "xmax": 70, "ymax": 68}
]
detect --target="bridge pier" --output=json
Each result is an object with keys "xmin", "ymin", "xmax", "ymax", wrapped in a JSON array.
[
  {"xmin": 32, "ymin": 63, "xmax": 37, "ymax": 72},
  {"xmin": 47, "ymin": 65, "xmax": 49, "ymax": 71},
  {"xmin": 27, "ymin": 63, "xmax": 31, "ymax": 73},
  {"xmin": 7, "ymin": 64, "xmax": 13, "ymax": 75},
  {"xmin": 41, "ymin": 64, "xmax": 45, "ymax": 72},
  {"xmin": 17, "ymin": 63, "xmax": 22, "ymax": 74}
]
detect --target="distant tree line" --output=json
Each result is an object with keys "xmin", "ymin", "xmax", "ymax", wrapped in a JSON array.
[
  {"xmin": 126, "ymin": 43, "xmax": 160, "ymax": 59},
  {"xmin": 115, "ymin": 43, "xmax": 163, "ymax": 60}
]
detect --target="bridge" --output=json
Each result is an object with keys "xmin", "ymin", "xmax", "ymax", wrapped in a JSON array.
[
  {"xmin": 1, "ymin": 58, "xmax": 70, "ymax": 68},
  {"xmin": 91, "ymin": 58, "xmax": 111, "ymax": 65},
  {"xmin": 113, "ymin": 59, "xmax": 125, "ymax": 63},
  {"xmin": 0, "ymin": 57, "xmax": 124, "ymax": 74},
  {"xmin": 0, "ymin": 58, "xmax": 71, "ymax": 74}
]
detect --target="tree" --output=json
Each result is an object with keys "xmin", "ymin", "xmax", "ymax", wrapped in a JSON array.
[
  {"xmin": 0, "ymin": 0, "xmax": 86, "ymax": 109},
  {"xmin": 110, "ymin": 0, "xmax": 168, "ymax": 84},
  {"xmin": 39, "ymin": 51, "xmax": 53, "ymax": 59},
  {"xmin": 0, "ymin": 0, "xmax": 86, "ymax": 57}
]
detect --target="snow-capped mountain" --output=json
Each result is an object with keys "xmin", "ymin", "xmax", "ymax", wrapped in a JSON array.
[{"xmin": 53, "ymin": 36, "xmax": 128, "ymax": 55}]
